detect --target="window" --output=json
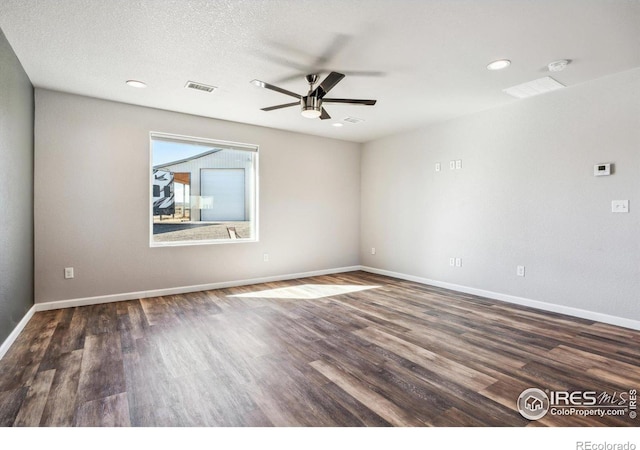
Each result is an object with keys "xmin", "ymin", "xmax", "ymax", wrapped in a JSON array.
[{"xmin": 150, "ymin": 132, "xmax": 258, "ymax": 246}]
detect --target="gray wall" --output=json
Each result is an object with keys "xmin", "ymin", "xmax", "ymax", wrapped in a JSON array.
[
  {"xmin": 0, "ymin": 29, "xmax": 34, "ymax": 342},
  {"xmin": 34, "ymin": 89, "xmax": 361, "ymax": 303},
  {"xmin": 361, "ymin": 68, "xmax": 640, "ymax": 321}
]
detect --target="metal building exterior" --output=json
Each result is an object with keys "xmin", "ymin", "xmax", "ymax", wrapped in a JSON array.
[{"xmin": 153, "ymin": 148, "xmax": 254, "ymax": 222}]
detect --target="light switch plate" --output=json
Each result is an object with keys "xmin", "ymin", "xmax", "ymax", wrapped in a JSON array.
[
  {"xmin": 612, "ymin": 200, "xmax": 629, "ymax": 213},
  {"xmin": 435, "ymin": 162, "xmax": 441, "ymax": 172},
  {"xmin": 449, "ymin": 161, "xmax": 455, "ymax": 170}
]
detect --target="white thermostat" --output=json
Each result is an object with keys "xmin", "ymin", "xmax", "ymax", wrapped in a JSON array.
[{"xmin": 594, "ymin": 163, "xmax": 611, "ymax": 176}]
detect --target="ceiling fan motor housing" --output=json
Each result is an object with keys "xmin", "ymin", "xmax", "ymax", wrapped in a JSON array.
[{"xmin": 301, "ymin": 95, "xmax": 322, "ymax": 118}]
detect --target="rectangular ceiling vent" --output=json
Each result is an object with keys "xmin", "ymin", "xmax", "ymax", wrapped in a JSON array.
[
  {"xmin": 185, "ymin": 81, "xmax": 217, "ymax": 93},
  {"xmin": 503, "ymin": 76, "xmax": 565, "ymax": 99},
  {"xmin": 343, "ymin": 116, "xmax": 364, "ymax": 124}
]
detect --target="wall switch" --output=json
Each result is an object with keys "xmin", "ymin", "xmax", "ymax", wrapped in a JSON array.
[
  {"xmin": 449, "ymin": 257, "xmax": 455, "ymax": 266},
  {"xmin": 455, "ymin": 159, "xmax": 462, "ymax": 169},
  {"xmin": 449, "ymin": 161, "xmax": 456, "ymax": 170},
  {"xmin": 263, "ymin": 253, "xmax": 269, "ymax": 262},
  {"xmin": 435, "ymin": 163, "xmax": 441, "ymax": 172},
  {"xmin": 611, "ymin": 200, "xmax": 629, "ymax": 213},
  {"xmin": 64, "ymin": 267, "xmax": 74, "ymax": 279},
  {"xmin": 371, "ymin": 247, "xmax": 376, "ymax": 255},
  {"xmin": 455, "ymin": 258, "xmax": 462, "ymax": 267},
  {"xmin": 517, "ymin": 265, "xmax": 525, "ymax": 277}
]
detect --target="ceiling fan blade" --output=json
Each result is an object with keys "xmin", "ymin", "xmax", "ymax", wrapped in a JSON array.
[
  {"xmin": 340, "ymin": 70, "xmax": 385, "ymax": 78},
  {"xmin": 319, "ymin": 108, "xmax": 331, "ymax": 120},
  {"xmin": 250, "ymin": 79, "xmax": 301, "ymax": 99},
  {"xmin": 314, "ymin": 34, "xmax": 350, "ymax": 68},
  {"xmin": 276, "ymin": 69, "xmax": 385, "ymax": 84},
  {"xmin": 323, "ymin": 98, "xmax": 377, "ymax": 105},
  {"xmin": 261, "ymin": 101, "xmax": 300, "ymax": 112},
  {"xmin": 312, "ymin": 71, "xmax": 345, "ymax": 98}
]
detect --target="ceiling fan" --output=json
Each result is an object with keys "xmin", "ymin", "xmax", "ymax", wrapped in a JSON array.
[{"xmin": 250, "ymin": 71, "xmax": 376, "ymax": 120}]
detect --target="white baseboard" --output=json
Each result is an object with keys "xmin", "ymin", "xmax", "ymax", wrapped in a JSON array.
[
  {"xmin": 0, "ymin": 305, "xmax": 36, "ymax": 360},
  {"xmin": 34, "ymin": 265, "xmax": 362, "ymax": 312},
  {"xmin": 360, "ymin": 266, "xmax": 640, "ymax": 331}
]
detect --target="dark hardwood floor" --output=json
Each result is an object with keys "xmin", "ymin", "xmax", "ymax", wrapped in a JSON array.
[{"xmin": 0, "ymin": 271, "xmax": 638, "ymax": 426}]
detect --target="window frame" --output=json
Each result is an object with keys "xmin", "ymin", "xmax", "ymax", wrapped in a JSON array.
[{"xmin": 149, "ymin": 131, "xmax": 259, "ymax": 247}]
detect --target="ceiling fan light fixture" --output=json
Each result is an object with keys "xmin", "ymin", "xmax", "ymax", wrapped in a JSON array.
[
  {"xmin": 486, "ymin": 59, "xmax": 511, "ymax": 71},
  {"xmin": 301, "ymin": 107, "xmax": 322, "ymax": 119},
  {"xmin": 301, "ymin": 95, "xmax": 322, "ymax": 119}
]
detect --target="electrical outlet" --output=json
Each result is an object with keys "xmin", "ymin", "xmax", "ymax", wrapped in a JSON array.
[
  {"xmin": 263, "ymin": 253, "xmax": 269, "ymax": 262},
  {"xmin": 371, "ymin": 247, "xmax": 376, "ymax": 255},
  {"xmin": 64, "ymin": 267, "xmax": 74, "ymax": 279},
  {"xmin": 449, "ymin": 257, "xmax": 455, "ymax": 266},
  {"xmin": 455, "ymin": 159, "xmax": 462, "ymax": 169},
  {"xmin": 517, "ymin": 265, "xmax": 525, "ymax": 277},
  {"xmin": 455, "ymin": 258, "xmax": 462, "ymax": 267}
]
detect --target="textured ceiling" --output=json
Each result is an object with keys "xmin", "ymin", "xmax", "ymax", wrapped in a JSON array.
[{"xmin": 1, "ymin": 0, "xmax": 639, "ymax": 143}]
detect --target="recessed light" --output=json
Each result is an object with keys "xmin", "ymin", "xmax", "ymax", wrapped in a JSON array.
[
  {"xmin": 332, "ymin": 123, "xmax": 344, "ymax": 127},
  {"xmin": 487, "ymin": 59, "xmax": 511, "ymax": 71},
  {"xmin": 126, "ymin": 80, "xmax": 147, "ymax": 88}
]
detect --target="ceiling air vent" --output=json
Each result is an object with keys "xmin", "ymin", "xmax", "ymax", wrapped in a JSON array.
[
  {"xmin": 185, "ymin": 81, "xmax": 217, "ymax": 93},
  {"xmin": 503, "ymin": 76, "xmax": 565, "ymax": 99},
  {"xmin": 343, "ymin": 116, "xmax": 364, "ymax": 124}
]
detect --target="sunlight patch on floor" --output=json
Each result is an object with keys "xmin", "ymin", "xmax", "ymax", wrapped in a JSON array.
[{"xmin": 227, "ymin": 284, "xmax": 380, "ymax": 300}]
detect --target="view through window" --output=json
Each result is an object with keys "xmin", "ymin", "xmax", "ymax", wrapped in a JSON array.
[{"xmin": 150, "ymin": 133, "xmax": 258, "ymax": 245}]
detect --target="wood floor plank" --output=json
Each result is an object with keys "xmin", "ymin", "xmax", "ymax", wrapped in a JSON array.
[
  {"xmin": 76, "ymin": 333, "xmax": 125, "ymax": 404},
  {"xmin": 0, "ymin": 271, "xmax": 638, "ymax": 427},
  {"xmin": 319, "ymin": 380, "xmax": 392, "ymax": 427},
  {"xmin": 60, "ymin": 307, "xmax": 89, "ymax": 353},
  {"xmin": 353, "ymin": 326, "xmax": 497, "ymax": 392},
  {"xmin": 12, "ymin": 369, "xmax": 56, "ymax": 427},
  {"xmin": 74, "ymin": 392, "xmax": 131, "ymax": 427},
  {"xmin": 0, "ymin": 310, "xmax": 60, "ymax": 392},
  {"xmin": 37, "ymin": 309, "xmax": 74, "ymax": 371},
  {"xmin": 85, "ymin": 303, "xmax": 118, "ymax": 336},
  {"xmin": 431, "ymin": 407, "xmax": 487, "ymax": 427},
  {"xmin": 309, "ymin": 359, "xmax": 427, "ymax": 426},
  {"xmin": 39, "ymin": 349, "xmax": 84, "ymax": 427},
  {"xmin": 0, "ymin": 388, "xmax": 28, "ymax": 426}
]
